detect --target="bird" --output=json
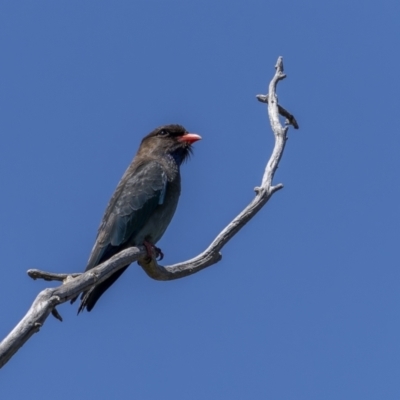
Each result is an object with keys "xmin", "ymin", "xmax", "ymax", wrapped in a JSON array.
[{"xmin": 76, "ymin": 124, "xmax": 201, "ymax": 313}]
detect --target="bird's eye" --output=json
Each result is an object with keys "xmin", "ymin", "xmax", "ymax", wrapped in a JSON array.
[{"xmin": 158, "ymin": 129, "xmax": 168, "ymax": 136}]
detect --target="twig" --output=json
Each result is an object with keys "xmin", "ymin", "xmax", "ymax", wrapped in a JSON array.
[
  {"xmin": 27, "ymin": 270, "xmax": 82, "ymax": 282},
  {"xmin": 256, "ymin": 94, "xmax": 299, "ymax": 129},
  {"xmin": 0, "ymin": 56, "xmax": 297, "ymax": 369}
]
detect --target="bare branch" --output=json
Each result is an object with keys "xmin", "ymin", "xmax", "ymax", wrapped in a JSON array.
[
  {"xmin": 27, "ymin": 269, "xmax": 82, "ymax": 282},
  {"xmin": 0, "ymin": 247, "xmax": 147, "ymax": 368},
  {"xmin": 0, "ymin": 56, "xmax": 297, "ymax": 369}
]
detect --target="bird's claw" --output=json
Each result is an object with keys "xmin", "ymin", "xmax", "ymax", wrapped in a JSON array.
[
  {"xmin": 154, "ymin": 246, "xmax": 164, "ymax": 261},
  {"xmin": 143, "ymin": 241, "xmax": 164, "ymax": 261}
]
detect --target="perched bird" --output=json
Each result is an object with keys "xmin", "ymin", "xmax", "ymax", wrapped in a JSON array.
[{"xmin": 76, "ymin": 124, "xmax": 201, "ymax": 313}]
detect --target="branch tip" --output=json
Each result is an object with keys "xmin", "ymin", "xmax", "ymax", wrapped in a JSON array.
[
  {"xmin": 27, "ymin": 269, "xmax": 38, "ymax": 280},
  {"xmin": 277, "ymin": 73, "xmax": 286, "ymax": 81},
  {"xmin": 275, "ymin": 56, "xmax": 284, "ymax": 72},
  {"xmin": 271, "ymin": 183, "xmax": 284, "ymax": 193},
  {"xmin": 256, "ymin": 94, "xmax": 268, "ymax": 103},
  {"xmin": 51, "ymin": 308, "xmax": 63, "ymax": 322}
]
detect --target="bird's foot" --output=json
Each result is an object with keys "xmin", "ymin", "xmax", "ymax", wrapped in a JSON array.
[{"xmin": 143, "ymin": 240, "xmax": 164, "ymax": 262}]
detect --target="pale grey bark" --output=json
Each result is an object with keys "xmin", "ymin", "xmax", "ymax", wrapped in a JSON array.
[{"xmin": 0, "ymin": 56, "xmax": 297, "ymax": 369}]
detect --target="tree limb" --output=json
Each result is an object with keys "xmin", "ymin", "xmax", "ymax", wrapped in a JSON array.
[{"xmin": 0, "ymin": 56, "xmax": 297, "ymax": 369}]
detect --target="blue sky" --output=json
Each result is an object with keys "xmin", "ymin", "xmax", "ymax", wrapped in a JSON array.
[{"xmin": 1, "ymin": 1, "xmax": 400, "ymax": 399}]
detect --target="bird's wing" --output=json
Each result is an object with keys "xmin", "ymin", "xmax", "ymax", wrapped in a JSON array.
[{"xmin": 85, "ymin": 160, "xmax": 167, "ymax": 271}]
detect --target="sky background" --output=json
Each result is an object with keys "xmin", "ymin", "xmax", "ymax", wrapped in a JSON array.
[{"xmin": 1, "ymin": 1, "xmax": 400, "ymax": 399}]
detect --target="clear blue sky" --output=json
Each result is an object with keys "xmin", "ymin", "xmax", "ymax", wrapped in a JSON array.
[{"xmin": 1, "ymin": 1, "xmax": 400, "ymax": 399}]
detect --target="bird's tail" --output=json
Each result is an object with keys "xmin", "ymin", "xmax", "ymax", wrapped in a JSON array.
[{"xmin": 77, "ymin": 266, "xmax": 129, "ymax": 313}]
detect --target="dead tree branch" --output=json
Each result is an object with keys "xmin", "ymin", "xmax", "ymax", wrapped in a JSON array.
[{"xmin": 0, "ymin": 56, "xmax": 297, "ymax": 369}]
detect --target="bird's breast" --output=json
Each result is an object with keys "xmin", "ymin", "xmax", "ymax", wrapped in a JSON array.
[{"xmin": 132, "ymin": 174, "xmax": 181, "ymax": 246}]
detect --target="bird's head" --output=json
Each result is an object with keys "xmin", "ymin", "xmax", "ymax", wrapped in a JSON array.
[{"xmin": 140, "ymin": 124, "xmax": 201, "ymax": 165}]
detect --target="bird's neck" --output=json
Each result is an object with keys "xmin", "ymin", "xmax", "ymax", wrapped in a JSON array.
[
  {"xmin": 162, "ymin": 153, "xmax": 180, "ymax": 181},
  {"xmin": 169, "ymin": 148, "xmax": 187, "ymax": 166}
]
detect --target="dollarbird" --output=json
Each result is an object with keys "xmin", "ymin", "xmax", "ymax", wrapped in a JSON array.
[{"xmin": 77, "ymin": 124, "xmax": 201, "ymax": 313}]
